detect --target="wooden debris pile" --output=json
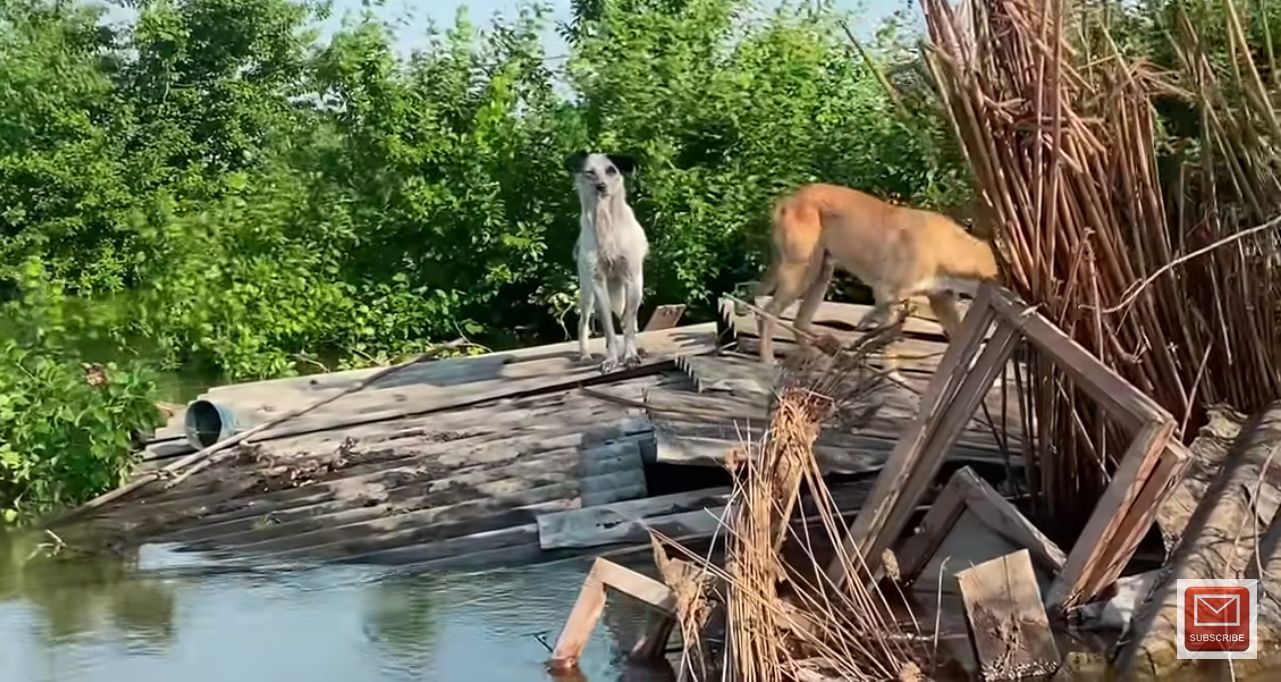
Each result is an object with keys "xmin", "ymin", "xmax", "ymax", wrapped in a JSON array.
[{"xmin": 544, "ymin": 284, "xmax": 1278, "ymax": 679}]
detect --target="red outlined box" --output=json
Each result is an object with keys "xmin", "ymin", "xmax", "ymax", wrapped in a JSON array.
[{"xmin": 1177, "ymin": 579, "xmax": 1258, "ymax": 660}]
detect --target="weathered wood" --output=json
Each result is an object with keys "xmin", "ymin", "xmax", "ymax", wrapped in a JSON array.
[
  {"xmin": 178, "ymin": 470, "xmax": 644, "ymax": 553},
  {"xmin": 52, "ymin": 340, "xmax": 477, "ymax": 526},
  {"xmin": 1047, "ymin": 419, "xmax": 1174, "ymax": 610},
  {"xmin": 1117, "ymin": 404, "xmax": 1281, "ymax": 679},
  {"xmin": 539, "ymin": 480, "xmax": 880, "ymax": 551},
  {"xmin": 724, "ymin": 295, "xmax": 960, "ymax": 339},
  {"xmin": 670, "ymin": 352, "xmax": 1025, "ymax": 448},
  {"xmin": 151, "ymin": 324, "xmax": 716, "ymax": 452},
  {"xmin": 643, "ymin": 304, "xmax": 687, "ymax": 331},
  {"xmin": 538, "ymin": 487, "xmax": 731, "ymax": 549},
  {"xmin": 549, "ymin": 557, "xmax": 676, "ymax": 671},
  {"xmin": 826, "ymin": 286, "xmax": 999, "ymax": 589},
  {"xmin": 652, "ymin": 417, "xmax": 1015, "ymax": 476},
  {"xmin": 897, "ymin": 467, "xmax": 1065, "ymax": 586},
  {"xmin": 829, "ymin": 284, "xmax": 1178, "ymax": 611},
  {"xmin": 988, "ymin": 290, "xmax": 1170, "ymax": 431},
  {"xmin": 957, "ymin": 549, "xmax": 1061, "ymax": 680},
  {"xmin": 1075, "ymin": 441, "xmax": 1191, "ymax": 602}
]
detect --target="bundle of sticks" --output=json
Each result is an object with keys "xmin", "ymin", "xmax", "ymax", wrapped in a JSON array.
[{"xmin": 920, "ymin": 0, "xmax": 1281, "ymax": 523}]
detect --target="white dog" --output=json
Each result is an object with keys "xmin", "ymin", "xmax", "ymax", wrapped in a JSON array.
[{"xmin": 566, "ymin": 151, "xmax": 649, "ymax": 373}]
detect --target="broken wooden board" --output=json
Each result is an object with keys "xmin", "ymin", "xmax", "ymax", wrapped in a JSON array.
[
  {"xmin": 897, "ymin": 466, "xmax": 1065, "ymax": 587},
  {"xmin": 956, "ymin": 549, "xmax": 1061, "ymax": 680},
  {"xmin": 548, "ymin": 557, "xmax": 677, "ymax": 671},
  {"xmin": 643, "ymin": 304, "xmax": 687, "ymax": 331},
  {"xmin": 828, "ymin": 284, "xmax": 1178, "ymax": 614}
]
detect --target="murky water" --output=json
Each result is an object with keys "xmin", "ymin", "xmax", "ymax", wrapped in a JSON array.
[
  {"xmin": 0, "ymin": 534, "xmax": 665, "ymax": 682},
  {"xmin": 2, "ymin": 529, "xmax": 1276, "ymax": 682}
]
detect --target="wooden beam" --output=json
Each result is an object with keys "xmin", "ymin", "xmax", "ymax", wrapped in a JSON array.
[
  {"xmin": 548, "ymin": 557, "xmax": 676, "ymax": 671},
  {"xmin": 826, "ymin": 286, "xmax": 999, "ymax": 589},
  {"xmin": 1046, "ymin": 419, "xmax": 1174, "ymax": 610},
  {"xmin": 827, "ymin": 283, "xmax": 1179, "ymax": 612},
  {"xmin": 957, "ymin": 549, "xmax": 1061, "ymax": 680}
]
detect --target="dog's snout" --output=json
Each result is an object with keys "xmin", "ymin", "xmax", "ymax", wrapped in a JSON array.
[{"xmin": 594, "ymin": 182, "xmax": 608, "ymax": 193}]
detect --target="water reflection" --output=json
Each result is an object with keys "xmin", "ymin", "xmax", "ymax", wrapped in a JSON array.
[
  {"xmin": 0, "ymin": 532, "xmax": 176, "ymax": 650},
  {"xmin": 0, "ymin": 530, "xmax": 665, "ymax": 682}
]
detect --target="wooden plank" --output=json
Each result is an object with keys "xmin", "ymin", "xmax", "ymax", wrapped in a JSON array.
[
  {"xmin": 1046, "ymin": 419, "xmax": 1174, "ymax": 610},
  {"xmin": 898, "ymin": 467, "xmax": 1064, "ymax": 587},
  {"xmin": 861, "ymin": 322, "xmax": 1020, "ymax": 584},
  {"xmin": 989, "ymin": 290, "xmax": 1169, "ymax": 430},
  {"xmin": 732, "ymin": 329, "xmax": 954, "ymax": 374},
  {"xmin": 827, "ymin": 288, "xmax": 999, "ymax": 589},
  {"xmin": 643, "ymin": 304, "xmax": 686, "ymax": 331},
  {"xmin": 957, "ymin": 550, "xmax": 1061, "ymax": 680},
  {"xmin": 158, "ymin": 324, "xmax": 716, "ymax": 447},
  {"xmin": 537, "ymin": 487, "xmax": 731, "ymax": 549},
  {"xmin": 539, "ymin": 481, "xmax": 881, "ymax": 551},
  {"xmin": 958, "ymin": 469, "xmax": 1067, "ymax": 574},
  {"xmin": 1075, "ymin": 441, "xmax": 1190, "ymax": 602},
  {"xmin": 548, "ymin": 564, "xmax": 609, "ymax": 671},
  {"xmin": 722, "ymin": 295, "xmax": 959, "ymax": 338},
  {"xmin": 896, "ymin": 468, "xmax": 971, "ymax": 582},
  {"xmin": 549, "ymin": 557, "xmax": 676, "ymax": 671}
]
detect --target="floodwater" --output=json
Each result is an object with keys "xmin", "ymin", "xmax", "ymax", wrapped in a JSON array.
[
  {"xmin": 0, "ymin": 533, "xmax": 667, "ymax": 682},
  {"xmin": 0, "ymin": 531, "xmax": 1275, "ymax": 682}
]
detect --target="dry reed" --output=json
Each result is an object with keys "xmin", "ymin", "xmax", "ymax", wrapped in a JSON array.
[{"xmin": 920, "ymin": 0, "xmax": 1281, "ymax": 526}]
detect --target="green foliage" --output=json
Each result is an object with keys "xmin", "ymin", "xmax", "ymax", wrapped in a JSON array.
[{"xmin": 0, "ymin": 265, "xmax": 164, "ymax": 522}]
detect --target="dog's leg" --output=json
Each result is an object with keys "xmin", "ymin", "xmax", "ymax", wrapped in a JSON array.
[
  {"xmin": 593, "ymin": 275, "xmax": 622, "ymax": 373},
  {"xmin": 925, "ymin": 290, "xmax": 963, "ymax": 339},
  {"xmin": 869, "ymin": 289, "xmax": 912, "ymax": 384},
  {"xmin": 758, "ymin": 261, "xmax": 809, "ymax": 366},
  {"xmin": 793, "ymin": 254, "xmax": 834, "ymax": 357},
  {"xmin": 577, "ymin": 267, "xmax": 596, "ymax": 364},
  {"xmin": 620, "ymin": 270, "xmax": 643, "ymax": 368}
]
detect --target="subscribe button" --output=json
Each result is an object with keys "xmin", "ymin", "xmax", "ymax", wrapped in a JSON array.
[{"xmin": 1177, "ymin": 579, "xmax": 1258, "ymax": 660}]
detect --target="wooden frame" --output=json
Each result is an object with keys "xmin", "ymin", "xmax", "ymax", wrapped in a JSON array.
[
  {"xmin": 825, "ymin": 283, "xmax": 1178, "ymax": 612},
  {"xmin": 896, "ymin": 466, "xmax": 1066, "ymax": 586},
  {"xmin": 548, "ymin": 557, "xmax": 676, "ymax": 671}
]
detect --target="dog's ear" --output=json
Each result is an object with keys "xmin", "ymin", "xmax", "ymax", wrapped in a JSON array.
[
  {"xmin": 607, "ymin": 154, "xmax": 637, "ymax": 174},
  {"xmin": 563, "ymin": 151, "xmax": 588, "ymax": 174}
]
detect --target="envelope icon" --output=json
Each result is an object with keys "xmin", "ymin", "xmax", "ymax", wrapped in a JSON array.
[{"xmin": 1193, "ymin": 592, "xmax": 1241, "ymax": 627}]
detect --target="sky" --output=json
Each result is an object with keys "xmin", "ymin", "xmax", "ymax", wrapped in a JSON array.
[{"xmin": 101, "ymin": 0, "xmax": 919, "ymax": 58}]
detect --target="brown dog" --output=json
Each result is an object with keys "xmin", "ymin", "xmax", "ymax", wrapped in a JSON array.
[{"xmin": 752, "ymin": 183, "xmax": 999, "ymax": 374}]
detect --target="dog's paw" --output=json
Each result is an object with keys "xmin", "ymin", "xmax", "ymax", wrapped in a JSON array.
[
  {"xmin": 599, "ymin": 357, "xmax": 622, "ymax": 374},
  {"xmin": 577, "ymin": 352, "xmax": 594, "ymax": 365},
  {"xmin": 621, "ymin": 352, "xmax": 643, "ymax": 369}
]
